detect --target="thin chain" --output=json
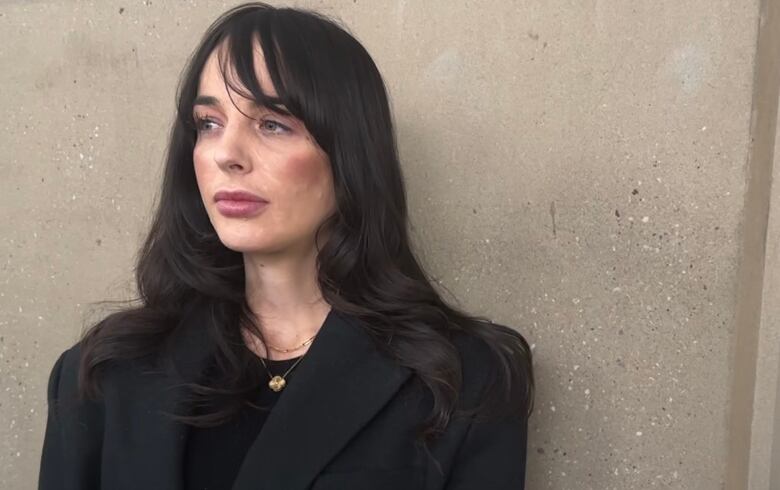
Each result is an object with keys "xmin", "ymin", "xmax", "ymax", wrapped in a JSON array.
[
  {"xmin": 264, "ymin": 333, "xmax": 318, "ymax": 353},
  {"xmin": 258, "ymin": 353, "xmax": 307, "ymax": 380},
  {"xmin": 245, "ymin": 307, "xmax": 330, "ymax": 389}
]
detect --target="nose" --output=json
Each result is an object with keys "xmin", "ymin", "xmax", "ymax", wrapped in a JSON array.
[{"xmin": 212, "ymin": 122, "xmax": 252, "ymax": 173}]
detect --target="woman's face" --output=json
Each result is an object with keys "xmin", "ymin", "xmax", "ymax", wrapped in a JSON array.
[{"xmin": 192, "ymin": 41, "xmax": 336, "ymax": 256}]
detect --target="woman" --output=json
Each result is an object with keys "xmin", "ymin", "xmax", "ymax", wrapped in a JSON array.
[{"xmin": 38, "ymin": 3, "xmax": 534, "ymax": 489}]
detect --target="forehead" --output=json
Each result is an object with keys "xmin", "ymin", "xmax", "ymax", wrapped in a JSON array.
[{"xmin": 197, "ymin": 37, "xmax": 279, "ymax": 101}]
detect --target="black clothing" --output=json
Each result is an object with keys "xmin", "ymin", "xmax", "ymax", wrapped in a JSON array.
[
  {"xmin": 38, "ymin": 302, "xmax": 529, "ymax": 490},
  {"xmin": 184, "ymin": 355, "xmax": 302, "ymax": 490}
]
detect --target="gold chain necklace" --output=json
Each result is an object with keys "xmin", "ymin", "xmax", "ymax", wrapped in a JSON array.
[
  {"xmin": 264, "ymin": 333, "xmax": 318, "ymax": 353},
  {"xmin": 246, "ymin": 313, "xmax": 327, "ymax": 391}
]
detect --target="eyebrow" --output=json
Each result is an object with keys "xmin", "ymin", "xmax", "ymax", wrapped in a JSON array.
[
  {"xmin": 193, "ymin": 95, "xmax": 221, "ymax": 108},
  {"xmin": 193, "ymin": 95, "xmax": 291, "ymax": 115}
]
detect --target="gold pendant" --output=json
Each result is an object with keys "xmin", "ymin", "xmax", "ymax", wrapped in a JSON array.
[{"xmin": 268, "ymin": 375, "xmax": 286, "ymax": 392}]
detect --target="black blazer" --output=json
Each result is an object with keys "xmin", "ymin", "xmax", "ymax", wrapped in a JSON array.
[{"xmin": 38, "ymin": 303, "xmax": 528, "ymax": 490}]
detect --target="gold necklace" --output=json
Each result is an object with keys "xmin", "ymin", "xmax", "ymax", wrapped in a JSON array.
[
  {"xmin": 265, "ymin": 333, "xmax": 318, "ymax": 353},
  {"xmin": 245, "ymin": 311, "xmax": 328, "ymax": 390},
  {"xmin": 258, "ymin": 353, "xmax": 308, "ymax": 392}
]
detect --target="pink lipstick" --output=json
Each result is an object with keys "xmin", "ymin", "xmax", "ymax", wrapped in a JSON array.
[{"xmin": 214, "ymin": 189, "xmax": 269, "ymax": 218}]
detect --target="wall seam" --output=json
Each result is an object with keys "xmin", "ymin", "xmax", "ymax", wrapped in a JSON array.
[{"xmin": 726, "ymin": 0, "xmax": 780, "ymax": 487}]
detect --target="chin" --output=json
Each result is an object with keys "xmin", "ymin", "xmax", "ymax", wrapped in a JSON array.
[
  {"xmin": 220, "ymin": 242, "xmax": 262, "ymax": 253},
  {"xmin": 212, "ymin": 229, "xmax": 269, "ymax": 253}
]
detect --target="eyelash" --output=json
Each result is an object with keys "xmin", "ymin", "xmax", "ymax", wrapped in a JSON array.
[{"xmin": 192, "ymin": 114, "xmax": 291, "ymax": 135}]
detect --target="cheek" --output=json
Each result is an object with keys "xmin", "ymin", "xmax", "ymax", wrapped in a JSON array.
[
  {"xmin": 280, "ymin": 150, "xmax": 333, "ymax": 201},
  {"xmin": 192, "ymin": 148, "xmax": 212, "ymax": 190}
]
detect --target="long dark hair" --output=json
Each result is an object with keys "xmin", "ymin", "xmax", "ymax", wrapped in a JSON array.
[{"xmin": 77, "ymin": 1, "xmax": 533, "ymax": 449}]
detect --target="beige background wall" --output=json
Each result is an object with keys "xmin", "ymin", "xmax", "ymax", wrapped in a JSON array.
[{"xmin": 1, "ymin": 1, "xmax": 777, "ymax": 489}]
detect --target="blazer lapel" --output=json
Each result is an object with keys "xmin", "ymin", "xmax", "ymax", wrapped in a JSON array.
[
  {"xmin": 230, "ymin": 308, "xmax": 413, "ymax": 490},
  {"xmin": 113, "ymin": 301, "xmax": 413, "ymax": 490}
]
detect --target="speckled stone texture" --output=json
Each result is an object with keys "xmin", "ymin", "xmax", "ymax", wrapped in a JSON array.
[{"xmin": 0, "ymin": 1, "xmax": 772, "ymax": 489}]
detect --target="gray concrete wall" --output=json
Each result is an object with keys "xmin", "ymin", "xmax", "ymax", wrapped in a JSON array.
[{"xmin": 1, "ymin": 1, "xmax": 777, "ymax": 489}]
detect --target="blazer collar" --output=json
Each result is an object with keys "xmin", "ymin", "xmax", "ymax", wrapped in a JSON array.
[{"xmin": 113, "ymin": 301, "xmax": 413, "ymax": 490}]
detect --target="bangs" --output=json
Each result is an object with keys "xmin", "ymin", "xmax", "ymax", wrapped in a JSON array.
[
  {"xmin": 179, "ymin": 4, "xmax": 359, "ymax": 154},
  {"xmin": 214, "ymin": 15, "xmax": 296, "ymax": 119}
]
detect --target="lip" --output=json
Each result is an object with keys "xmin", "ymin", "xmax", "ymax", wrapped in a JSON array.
[
  {"xmin": 214, "ymin": 189, "xmax": 269, "ymax": 218},
  {"xmin": 214, "ymin": 190, "xmax": 268, "ymax": 203},
  {"xmin": 216, "ymin": 200, "xmax": 268, "ymax": 218}
]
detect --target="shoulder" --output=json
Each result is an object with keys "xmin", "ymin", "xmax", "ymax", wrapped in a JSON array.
[
  {"xmin": 448, "ymin": 321, "xmax": 533, "ymax": 420},
  {"xmin": 448, "ymin": 327, "xmax": 499, "ymax": 397},
  {"xmin": 46, "ymin": 342, "xmax": 81, "ymax": 407},
  {"xmin": 45, "ymin": 340, "xmax": 106, "ymax": 420},
  {"xmin": 450, "ymin": 328, "xmax": 494, "ymax": 375}
]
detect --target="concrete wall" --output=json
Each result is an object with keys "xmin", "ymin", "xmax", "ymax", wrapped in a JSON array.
[{"xmin": 0, "ymin": 1, "xmax": 777, "ymax": 488}]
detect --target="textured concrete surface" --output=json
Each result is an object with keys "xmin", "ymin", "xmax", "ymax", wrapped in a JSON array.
[{"xmin": 0, "ymin": 0, "xmax": 774, "ymax": 489}]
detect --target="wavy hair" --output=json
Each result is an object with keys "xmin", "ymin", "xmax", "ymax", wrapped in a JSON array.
[{"xmin": 77, "ymin": 1, "xmax": 534, "ymax": 450}]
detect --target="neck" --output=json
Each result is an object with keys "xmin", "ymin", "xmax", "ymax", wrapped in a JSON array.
[{"xmin": 241, "ymin": 246, "xmax": 331, "ymax": 360}]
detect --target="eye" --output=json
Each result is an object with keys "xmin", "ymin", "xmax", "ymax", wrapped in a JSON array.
[
  {"xmin": 193, "ymin": 114, "xmax": 218, "ymax": 133},
  {"xmin": 259, "ymin": 118, "xmax": 291, "ymax": 135}
]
